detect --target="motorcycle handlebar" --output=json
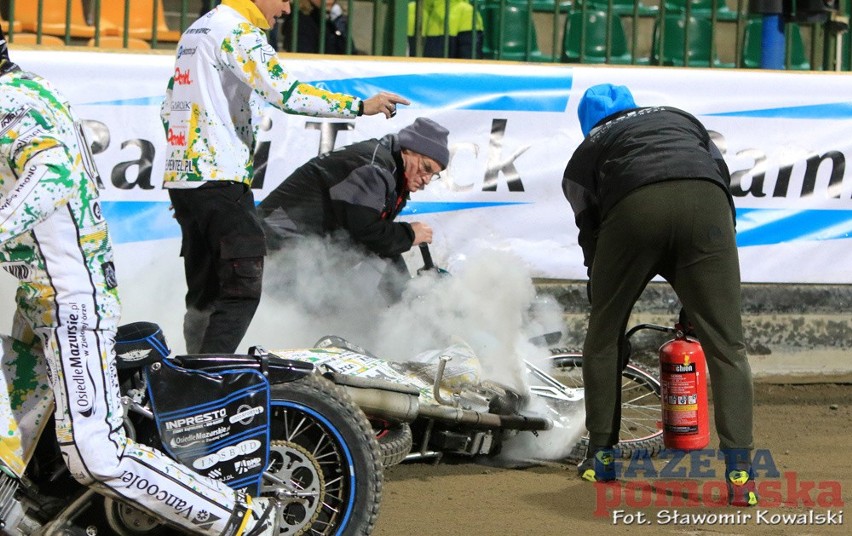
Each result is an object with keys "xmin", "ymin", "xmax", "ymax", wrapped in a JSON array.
[{"xmin": 418, "ymin": 243, "xmax": 435, "ymax": 271}]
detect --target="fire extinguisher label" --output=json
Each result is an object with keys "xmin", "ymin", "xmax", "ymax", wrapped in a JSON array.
[{"xmin": 661, "ymin": 362, "xmax": 699, "ymax": 434}]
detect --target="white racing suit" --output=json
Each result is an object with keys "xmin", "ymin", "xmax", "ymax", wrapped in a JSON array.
[
  {"xmin": 160, "ymin": 0, "xmax": 362, "ymax": 354},
  {"xmin": 1, "ymin": 68, "xmax": 251, "ymax": 534}
]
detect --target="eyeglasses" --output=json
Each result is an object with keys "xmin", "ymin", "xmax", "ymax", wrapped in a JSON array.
[{"xmin": 417, "ymin": 156, "xmax": 441, "ymax": 181}]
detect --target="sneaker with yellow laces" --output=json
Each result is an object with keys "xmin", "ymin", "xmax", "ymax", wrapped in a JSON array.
[
  {"xmin": 727, "ymin": 467, "xmax": 759, "ymax": 507},
  {"xmin": 577, "ymin": 447, "xmax": 617, "ymax": 482}
]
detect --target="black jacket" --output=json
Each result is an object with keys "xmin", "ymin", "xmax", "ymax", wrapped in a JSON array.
[
  {"xmin": 562, "ymin": 106, "xmax": 735, "ymax": 272},
  {"xmin": 281, "ymin": 7, "xmax": 352, "ymax": 54},
  {"xmin": 258, "ymin": 135, "xmax": 415, "ymax": 258}
]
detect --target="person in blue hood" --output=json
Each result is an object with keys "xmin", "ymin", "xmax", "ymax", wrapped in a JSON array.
[
  {"xmin": 562, "ymin": 84, "xmax": 758, "ymax": 508},
  {"xmin": 576, "ymin": 83, "xmax": 637, "ymax": 137}
]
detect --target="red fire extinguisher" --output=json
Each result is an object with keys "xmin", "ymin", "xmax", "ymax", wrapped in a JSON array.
[{"xmin": 659, "ymin": 326, "xmax": 710, "ymax": 450}]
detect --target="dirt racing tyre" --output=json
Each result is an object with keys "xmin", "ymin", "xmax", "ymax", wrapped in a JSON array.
[
  {"xmin": 548, "ymin": 351, "xmax": 664, "ymax": 463},
  {"xmin": 268, "ymin": 373, "xmax": 383, "ymax": 535},
  {"xmin": 373, "ymin": 421, "xmax": 413, "ymax": 467}
]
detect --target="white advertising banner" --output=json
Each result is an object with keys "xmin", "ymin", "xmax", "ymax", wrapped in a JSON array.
[{"xmin": 8, "ymin": 50, "xmax": 852, "ymax": 292}]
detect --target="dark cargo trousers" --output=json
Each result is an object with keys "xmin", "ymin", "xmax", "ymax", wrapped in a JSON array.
[
  {"xmin": 583, "ymin": 180, "xmax": 754, "ymax": 455},
  {"xmin": 169, "ymin": 182, "xmax": 266, "ymax": 354}
]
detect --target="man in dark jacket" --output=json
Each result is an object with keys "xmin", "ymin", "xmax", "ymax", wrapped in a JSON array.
[
  {"xmin": 562, "ymin": 84, "xmax": 757, "ymax": 507},
  {"xmin": 259, "ymin": 117, "xmax": 449, "ymax": 302}
]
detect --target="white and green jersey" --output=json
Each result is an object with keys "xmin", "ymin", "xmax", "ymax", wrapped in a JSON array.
[
  {"xmin": 161, "ymin": 0, "xmax": 361, "ymax": 189},
  {"xmin": 1, "ymin": 69, "xmax": 249, "ymax": 536},
  {"xmin": 0, "ymin": 68, "xmax": 119, "ymax": 332}
]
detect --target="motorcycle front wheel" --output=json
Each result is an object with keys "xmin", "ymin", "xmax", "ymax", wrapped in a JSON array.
[
  {"xmin": 548, "ymin": 352, "xmax": 664, "ymax": 463},
  {"xmin": 267, "ymin": 373, "xmax": 383, "ymax": 535}
]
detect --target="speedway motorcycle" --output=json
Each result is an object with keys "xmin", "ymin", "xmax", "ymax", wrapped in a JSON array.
[
  {"xmin": 270, "ymin": 246, "xmax": 667, "ymax": 468},
  {"xmin": 271, "ymin": 331, "xmax": 666, "ymax": 469},
  {"xmin": 0, "ymin": 322, "xmax": 382, "ymax": 535}
]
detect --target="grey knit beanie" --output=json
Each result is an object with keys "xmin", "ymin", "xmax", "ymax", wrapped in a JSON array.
[{"xmin": 397, "ymin": 117, "xmax": 450, "ymax": 170}]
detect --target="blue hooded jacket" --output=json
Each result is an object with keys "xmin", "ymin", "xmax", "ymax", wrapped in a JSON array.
[{"xmin": 577, "ymin": 84, "xmax": 637, "ymax": 137}]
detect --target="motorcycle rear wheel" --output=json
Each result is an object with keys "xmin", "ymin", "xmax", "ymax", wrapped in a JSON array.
[
  {"xmin": 104, "ymin": 373, "xmax": 382, "ymax": 536},
  {"xmin": 372, "ymin": 421, "xmax": 413, "ymax": 467},
  {"xmin": 548, "ymin": 352, "xmax": 664, "ymax": 463},
  {"xmin": 267, "ymin": 373, "xmax": 383, "ymax": 535}
]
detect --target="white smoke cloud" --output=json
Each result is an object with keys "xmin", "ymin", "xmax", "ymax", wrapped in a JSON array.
[
  {"xmin": 113, "ymin": 233, "xmax": 586, "ymax": 463},
  {"xmin": 252, "ymin": 236, "xmax": 587, "ymax": 463},
  {"xmin": 251, "ymin": 237, "xmax": 563, "ymax": 393},
  {"xmin": 495, "ymin": 392, "xmax": 586, "ymax": 465}
]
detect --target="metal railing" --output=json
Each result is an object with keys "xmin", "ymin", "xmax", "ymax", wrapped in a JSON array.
[{"xmin": 1, "ymin": 0, "xmax": 849, "ymax": 70}]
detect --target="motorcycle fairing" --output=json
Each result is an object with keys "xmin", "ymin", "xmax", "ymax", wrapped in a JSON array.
[
  {"xmin": 272, "ymin": 343, "xmax": 484, "ymax": 405},
  {"xmin": 145, "ymin": 359, "xmax": 271, "ymax": 496}
]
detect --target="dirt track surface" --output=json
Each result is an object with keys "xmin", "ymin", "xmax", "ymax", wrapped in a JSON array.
[{"xmin": 373, "ymin": 382, "xmax": 851, "ymax": 535}]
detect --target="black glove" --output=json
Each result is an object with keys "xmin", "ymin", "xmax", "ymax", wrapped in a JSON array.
[{"xmin": 586, "ymin": 279, "xmax": 592, "ymax": 304}]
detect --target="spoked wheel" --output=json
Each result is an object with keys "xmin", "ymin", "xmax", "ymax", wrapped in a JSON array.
[
  {"xmin": 548, "ymin": 352, "xmax": 664, "ymax": 462},
  {"xmin": 267, "ymin": 373, "xmax": 383, "ymax": 535}
]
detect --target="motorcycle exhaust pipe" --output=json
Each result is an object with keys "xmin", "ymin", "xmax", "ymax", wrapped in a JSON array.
[
  {"xmin": 417, "ymin": 404, "xmax": 553, "ymax": 432},
  {"xmin": 341, "ymin": 386, "xmax": 421, "ymax": 423},
  {"xmin": 324, "ymin": 371, "xmax": 421, "ymax": 422}
]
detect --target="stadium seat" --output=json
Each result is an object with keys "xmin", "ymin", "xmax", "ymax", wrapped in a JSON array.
[
  {"xmin": 664, "ymin": 0, "xmax": 739, "ymax": 21},
  {"xmin": 582, "ymin": 0, "xmax": 659, "ymax": 17},
  {"xmin": 482, "ymin": 2, "xmax": 551, "ymax": 61},
  {"xmin": 15, "ymin": 0, "xmax": 117, "ymax": 38},
  {"xmin": 742, "ymin": 17, "xmax": 810, "ymax": 70},
  {"xmin": 652, "ymin": 13, "xmax": 734, "ymax": 67},
  {"xmin": 98, "ymin": 0, "xmax": 182, "ymax": 42},
  {"xmin": 562, "ymin": 9, "xmax": 633, "ymax": 64},
  {"xmin": 7, "ymin": 33, "xmax": 66, "ymax": 47},
  {"xmin": 87, "ymin": 36, "xmax": 153, "ymax": 50},
  {"xmin": 1, "ymin": 13, "xmax": 22, "ymax": 34},
  {"xmin": 528, "ymin": 0, "xmax": 573, "ymax": 14}
]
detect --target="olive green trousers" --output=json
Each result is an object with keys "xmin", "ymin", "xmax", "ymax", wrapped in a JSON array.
[{"xmin": 582, "ymin": 180, "xmax": 754, "ymax": 455}]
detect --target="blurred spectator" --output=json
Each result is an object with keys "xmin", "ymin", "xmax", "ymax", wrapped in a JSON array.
[
  {"xmin": 199, "ymin": 0, "xmax": 214, "ymax": 17},
  {"xmin": 408, "ymin": 0, "xmax": 483, "ymax": 58},
  {"xmin": 275, "ymin": 0, "xmax": 355, "ymax": 54}
]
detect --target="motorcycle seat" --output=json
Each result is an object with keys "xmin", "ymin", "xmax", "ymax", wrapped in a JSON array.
[{"xmin": 114, "ymin": 321, "xmax": 170, "ymax": 369}]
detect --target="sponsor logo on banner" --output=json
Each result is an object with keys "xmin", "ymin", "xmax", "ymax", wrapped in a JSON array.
[
  {"xmin": 165, "ymin": 159, "xmax": 195, "ymax": 173},
  {"xmin": 192, "ymin": 439, "xmax": 262, "ymax": 470},
  {"xmin": 190, "ymin": 509, "xmax": 221, "ymax": 531},
  {"xmin": 35, "ymin": 51, "xmax": 852, "ymax": 284},
  {"xmin": 0, "ymin": 105, "xmax": 28, "ymax": 137},
  {"xmin": 118, "ymin": 348, "xmax": 152, "ymax": 362},
  {"xmin": 10, "ymin": 124, "xmax": 43, "ymax": 157},
  {"xmin": 164, "ymin": 408, "xmax": 227, "ymax": 431},
  {"xmin": 92, "ymin": 200, "xmax": 103, "ymax": 221},
  {"xmin": 168, "ymin": 425, "xmax": 230, "ymax": 449},
  {"xmin": 234, "ymin": 457, "xmax": 263, "ymax": 475},
  {"xmin": 171, "ymin": 100, "xmax": 192, "ymax": 112},
  {"xmin": 67, "ymin": 305, "xmax": 95, "ymax": 418},
  {"xmin": 174, "ymin": 68, "xmax": 192, "ymax": 85},
  {"xmin": 177, "ymin": 46, "xmax": 197, "ymax": 58},
  {"xmin": 119, "ymin": 470, "xmax": 195, "ymax": 519},
  {"xmin": 3, "ymin": 262, "xmax": 30, "ymax": 280},
  {"xmin": 229, "ymin": 405, "xmax": 264, "ymax": 425},
  {"xmin": 167, "ymin": 127, "xmax": 187, "ymax": 146}
]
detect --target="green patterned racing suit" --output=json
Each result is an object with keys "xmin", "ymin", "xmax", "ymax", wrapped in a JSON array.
[
  {"xmin": 0, "ymin": 67, "xmax": 252, "ymax": 535},
  {"xmin": 160, "ymin": 0, "xmax": 363, "ymax": 354}
]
